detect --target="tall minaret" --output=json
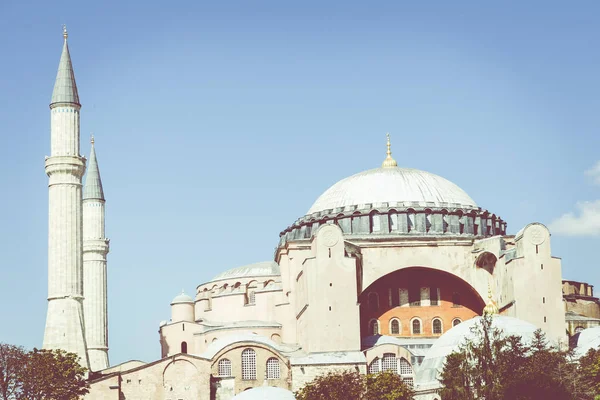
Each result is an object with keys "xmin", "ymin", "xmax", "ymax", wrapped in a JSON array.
[
  {"xmin": 43, "ymin": 26, "xmax": 90, "ymax": 369},
  {"xmin": 82, "ymin": 135, "xmax": 110, "ymax": 371}
]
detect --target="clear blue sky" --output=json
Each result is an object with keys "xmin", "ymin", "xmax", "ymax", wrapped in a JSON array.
[{"xmin": 1, "ymin": 1, "xmax": 599, "ymax": 365}]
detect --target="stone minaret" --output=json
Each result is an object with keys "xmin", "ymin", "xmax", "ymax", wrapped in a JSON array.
[
  {"xmin": 82, "ymin": 136, "xmax": 110, "ymax": 371},
  {"xmin": 43, "ymin": 26, "xmax": 90, "ymax": 369}
]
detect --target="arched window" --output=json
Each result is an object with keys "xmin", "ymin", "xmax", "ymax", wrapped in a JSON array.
[
  {"xmin": 403, "ymin": 377, "xmax": 414, "ymax": 388},
  {"xmin": 411, "ymin": 319, "xmax": 421, "ymax": 334},
  {"xmin": 452, "ymin": 318, "xmax": 462, "ymax": 327},
  {"xmin": 368, "ymin": 358, "xmax": 380, "ymax": 374},
  {"xmin": 266, "ymin": 357, "xmax": 280, "ymax": 379},
  {"xmin": 181, "ymin": 341, "xmax": 187, "ymax": 354},
  {"xmin": 390, "ymin": 319, "xmax": 400, "ymax": 335},
  {"xmin": 399, "ymin": 358, "xmax": 413, "ymax": 375},
  {"xmin": 369, "ymin": 319, "xmax": 379, "ymax": 335},
  {"xmin": 368, "ymin": 292, "xmax": 379, "ymax": 312},
  {"xmin": 218, "ymin": 358, "xmax": 232, "ymax": 377},
  {"xmin": 432, "ymin": 318, "xmax": 443, "ymax": 334},
  {"xmin": 382, "ymin": 353, "xmax": 396, "ymax": 372},
  {"xmin": 241, "ymin": 349, "xmax": 256, "ymax": 380}
]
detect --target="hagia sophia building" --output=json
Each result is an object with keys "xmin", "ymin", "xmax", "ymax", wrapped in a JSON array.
[{"xmin": 42, "ymin": 28, "xmax": 600, "ymax": 400}]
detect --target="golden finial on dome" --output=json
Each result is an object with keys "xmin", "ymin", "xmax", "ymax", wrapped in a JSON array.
[
  {"xmin": 483, "ymin": 283, "xmax": 499, "ymax": 316},
  {"xmin": 381, "ymin": 133, "xmax": 398, "ymax": 168},
  {"xmin": 62, "ymin": 24, "xmax": 68, "ymax": 40}
]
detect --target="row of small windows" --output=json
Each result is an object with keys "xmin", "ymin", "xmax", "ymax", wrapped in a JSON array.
[
  {"xmin": 52, "ymin": 108, "xmax": 79, "ymax": 113},
  {"xmin": 367, "ymin": 289, "xmax": 461, "ymax": 311},
  {"xmin": 218, "ymin": 349, "xmax": 281, "ymax": 380},
  {"xmin": 369, "ymin": 317, "xmax": 462, "ymax": 335}
]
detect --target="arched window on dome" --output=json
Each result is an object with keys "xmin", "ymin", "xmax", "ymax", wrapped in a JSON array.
[
  {"xmin": 181, "ymin": 341, "xmax": 187, "ymax": 354},
  {"xmin": 246, "ymin": 282, "xmax": 257, "ymax": 306},
  {"xmin": 432, "ymin": 318, "xmax": 443, "ymax": 334},
  {"xmin": 411, "ymin": 318, "xmax": 421, "ymax": 335},
  {"xmin": 368, "ymin": 292, "xmax": 379, "ymax": 312},
  {"xmin": 452, "ymin": 318, "xmax": 462, "ymax": 327},
  {"xmin": 266, "ymin": 357, "xmax": 280, "ymax": 380},
  {"xmin": 218, "ymin": 358, "xmax": 232, "ymax": 377},
  {"xmin": 389, "ymin": 210, "xmax": 398, "ymax": 232},
  {"xmin": 382, "ymin": 353, "xmax": 396, "ymax": 372},
  {"xmin": 241, "ymin": 349, "xmax": 256, "ymax": 380},
  {"xmin": 390, "ymin": 319, "xmax": 400, "ymax": 335},
  {"xmin": 370, "ymin": 211, "xmax": 381, "ymax": 233},
  {"xmin": 369, "ymin": 319, "xmax": 380, "ymax": 335}
]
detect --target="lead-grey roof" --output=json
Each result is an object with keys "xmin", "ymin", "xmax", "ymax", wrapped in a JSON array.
[
  {"xmin": 83, "ymin": 142, "xmax": 105, "ymax": 200},
  {"xmin": 211, "ymin": 261, "xmax": 280, "ymax": 282},
  {"xmin": 50, "ymin": 38, "xmax": 80, "ymax": 106}
]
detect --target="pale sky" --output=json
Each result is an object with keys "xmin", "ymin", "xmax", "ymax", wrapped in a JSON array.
[{"xmin": 0, "ymin": 0, "xmax": 599, "ymax": 365}]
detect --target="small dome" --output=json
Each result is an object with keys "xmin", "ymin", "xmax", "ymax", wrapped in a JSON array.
[
  {"xmin": 415, "ymin": 316, "xmax": 538, "ymax": 388},
  {"xmin": 171, "ymin": 291, "xmax": 193, "ymax": 304},
  {"xmin": 212, "ymin": 261, "xmax": 280, "ymax": 282},
  {"xmin": 308, "ymin": 167, "xmax": 477, "ymax": 215},
  {"xmin": 232, "ymin": 387, "xmax": 295, "ymax": 400},
  {"xmin": 574, "ymin": 326, "xmax": 600, "ymax": 358}
]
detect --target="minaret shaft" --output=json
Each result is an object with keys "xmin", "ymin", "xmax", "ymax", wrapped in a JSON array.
[
  {"xmin": 43, "ymin": 30, "xmax": 89, "ymax": 369},
  {"xmin": 83, "ymin": 139, "xmax": 110, "ymax": 371}
]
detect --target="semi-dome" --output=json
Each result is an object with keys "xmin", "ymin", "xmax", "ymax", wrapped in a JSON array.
[
  {"xmin": 308, "ymin": 167, "xmax": 477, "ymax": 215},
  {"xmin": 212, "ymin": 261, "xmax": 280, "ymax": 282},
  {"xmin": 573, "ymin": 326, "xmax": 600, "ymax": 358},
  {"xmin": 415, "ymin": 316, "xmax": 538, "ymax": 388}
]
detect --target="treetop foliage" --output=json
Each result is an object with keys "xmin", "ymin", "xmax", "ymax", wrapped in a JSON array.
[
  {"xmin": 0, "ymin": 344, "xmax": 89, "ymax": 400},
  {"xmin": 295, "ymin": 370, "xmax": 414, "ymax": 400},
  {"xmin": 439, "ymin": 314, "xmax": 600, "ymax": 400}
]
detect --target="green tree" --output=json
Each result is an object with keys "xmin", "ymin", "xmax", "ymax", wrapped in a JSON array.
[
  {"xmin": 365, "ymin": 370, "xmax": 414, "ymax": 400},
  {"xmin": 578, "ymin": 348, "xmax": 600, "ymax": 399},
  {"xmin": 0, "ymin": 343, "xmax": 26, "ymax": 400},
  {"xmin": 439, "ymin": 352, "xmax": 475, "ymax": 400},
  {"xmin": 295, "ymin": 370, "xmax": 365, "ymax": 400},
  {"xmin": 295, "ymin": 369, "xmax": 414, "ymax": 400},
  {"xmin": 19, "ymin": 348, "xmax": 89, "ymax": 400}
]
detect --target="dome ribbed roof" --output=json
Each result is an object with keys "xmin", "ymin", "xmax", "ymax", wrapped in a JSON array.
[
  {"xmin": 211, "ymin": 261, "xmax": 280, "ymax": 282},
  {"xmin": 308, "ymin": 167, "xmax": 477, "ymax": 215}
]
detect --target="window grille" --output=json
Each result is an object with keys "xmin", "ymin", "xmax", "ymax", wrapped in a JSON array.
[
  {"xmin": 399, "ymin": 358, "xmax": 412, "ymax": 375},
  {"xmin": 266, "ymin": 358, "xmax": 280, "ymax": 380},
  {"xmin": 241, "ymin": 349, "xmax": 256, "ymax": 380},
  {"xmin": 368, "ymin": 358, "xmax": 380, "ymax": 374},
  {"xmin": 412, "ymin": 319, "xmax": 421, "ymax": 334},
  {"xmin": 390, "ymin": 319, "xmax": 400, "ymax": 335},
  {"xmin": 382, "ymin": 353, "xmax": 396, "ymax": 372},
  {"xmin": 403, "ymin": 377, "xmax": 414, "ymax": 388},
  {"xmin": 218, "ymin": 359, "xmax": 232, "ymax": 377},
  {"xmin": 370, "ymin": 320, "xmax": 379, "ymax": 335},
  {"xmin": 247, "ymin": 290, "xmax": 256, "ymax": 305},
  {"xmin": 433, "ymin": 319, "xmax": 442, "ymax": 334}
]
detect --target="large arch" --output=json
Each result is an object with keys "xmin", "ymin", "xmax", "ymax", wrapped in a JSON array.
[{"xmin": 358, "ymin": 267, "xmax": 485, "ymax": 339}]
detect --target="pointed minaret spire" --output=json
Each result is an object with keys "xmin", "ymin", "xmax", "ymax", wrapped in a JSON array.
[
  {"xmin": 50, "ymin": 25, "xmax": 80, "ymax": 106},
  {"xmin": 381, "ymin": 133, "xmax": 398, "ymax": 168},
  {"xmin": 83, "ymin": 135, "xmax": 105, "ymax": 200}
]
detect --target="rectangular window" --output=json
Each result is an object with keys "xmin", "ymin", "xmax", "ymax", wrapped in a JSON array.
[{"xmin": 399, "ymin": 288, "xmax": 408, "ymax": 307}]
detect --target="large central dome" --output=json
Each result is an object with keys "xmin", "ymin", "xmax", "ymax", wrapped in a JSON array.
[{"xmin": 308, "ymin": 166, "xmax": 477, "ymax": 215}]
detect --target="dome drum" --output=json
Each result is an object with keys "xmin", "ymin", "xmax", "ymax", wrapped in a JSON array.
[{"xmin": 279, "ymin": 206, "xmax": 506, "ymax": 246}]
